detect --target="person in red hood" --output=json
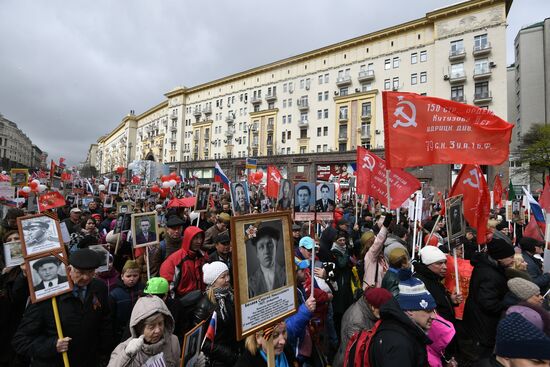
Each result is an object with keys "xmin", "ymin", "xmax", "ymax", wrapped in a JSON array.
[{"xmin": 160, "ymin": 226, "xmax": 208, "ymax": 297}]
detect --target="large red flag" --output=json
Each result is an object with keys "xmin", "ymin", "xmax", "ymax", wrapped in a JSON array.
[
  {"xmin": 382, "ymin": 92, "xmax": 513, "ymax": 168},
  {"xmin": 493, "ymin": 175, "xmax": 503, "ymax": 209},
  {"xmin": 266, "ymin": 166, "xmax": 282, "ymax": 199},
  {"xmin": 38, "ymin": 191, "xmax": 66, "ymax": 211},
  {"xmin": 449, "ymin": 165, "xmax": 490, "ymax": 244},
  {"xmin": 356, "ymin": 147, "xmax": 421, "ymax": 209}
]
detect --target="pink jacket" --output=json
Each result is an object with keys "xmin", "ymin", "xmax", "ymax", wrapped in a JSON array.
[
  {"xmin": 362, "ymin": 226, "xmax": 389, "ymax": 289},
  {"xmin": 427, "ymin": 314, "xmax": 456, "ymax": 367}
]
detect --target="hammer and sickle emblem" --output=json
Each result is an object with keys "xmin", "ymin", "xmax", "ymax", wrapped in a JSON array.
[
  {"xmin": 362, "ymin": 155, "xmax": 376, "ymax": 171},
  {"xmin": 271, "ymin": 172, "xmax": 281, "ymax": 184},
  {"xmin": 462, "ymin": 169, "xmax": 480, "ymax": 189},
  {"xmin": 392, "ymin": 96, "xmax": 417, "ymax": 128}
]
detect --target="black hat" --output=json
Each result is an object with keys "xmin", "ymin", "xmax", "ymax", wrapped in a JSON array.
[
  {"xmin": 69, "ymin": 248, "xmax": 101, "ymax": 270},
  {"xmin": 214, "ymin": 231, "xmax": 231, "ymax": 244},
  {"xmin": 165, "ymin": 215, "xmax": 185, "ymax": 228},
  {"xmin": 292, "ymin": 224, "xmax": 301, "ymax": 231},
  {"xmin": 337, "ymin": 218, "xmax": 349, "ymax": 226},
  {"xmin": 487, "ymin": 238, "xmax": 515, "ymax": 260},
  {"xmin": 78, "ymin": 235, "xmax": 99, "ymax": 249},
  {"xmin": 519, "ymin": 237, "xmax": 544, "ymax": 253},
  {"xmin": 496, "ymin": 222, "xmax": 508, "ymax": 231},
  {"xmin": 252, "ymin": 225, "xmax": 280, "ymax": 245},
  {"xmin": 32, "ymin": 256, "xmax": 60, "ymax": 271}
]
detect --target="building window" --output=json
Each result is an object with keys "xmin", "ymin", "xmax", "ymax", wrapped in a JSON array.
[
  {"xmin": 317, "ymin": 110, "xmax": 323, "ymax": 119},
  {"xmin": 318, "ymin": 75, "xmax": 323, "ymax": 84},
  {"xmin": 324, "ymin": 74, "xmax": 329, "ymax": 83},
  {"xmin": 300, "ymin": 147, "xmax": 306, "ymax": 154},
  {"xmin": 323, "ymin": 144, "xmax": 328, "ymax": 152},
  {"xmin": 318, "ymin": 92, "xmax": 323, "ymax": 101},
  {"xmin": 283, "ymin": 116, "xmax": 286, "ymax": 124},
  {"xmin": 361, "ymin": 102, "xmax": 371, "ymax": 117},
  {"xmin": 339, "ymin": 143, "xmax": 347, "ymax": 152},
  {"xmin": 339, "ymin": 124, "xmax": 347, "ymax": 139},
  {"xmin": 362, "ymin": 82, "xmax": 373, "ymax": 92},
  {"xmin": 384, "ymin": 59, "xmax": 391, "ymax": 70},
  {"xmin": 474, "ymin": 58, "xmax": 489, "ymax": 75},
  {"xmin": 420, "ymin": 50, "xmax": 427, "ymax": 62},
  {"xmin": 340, "ymin": 87, "xmax": 348, "ymax": 96},
  {"xmin": 451, "ymin": 85, "xmax": 464, "ymax": 101},
  {"xmin": 287, "ymin": 131, "xmax": 291, "ymax": 139},
  {"xmin": 288, "ymin": 99, "xmax": 292, "ymax": 107},
  {"xmin": 474, "ymin": 34, "xmax": 488, "ymax": 50},
  {"xmin": 411, "ymin": 52, "xmax": 418, "ymax": 64},
  {"xmin": 420, "ymin": 72, "xmax": 427, "ymax": 83},
  {"xmin": 392, "ymin": 77, "xmax": 399, "ymax": 90},
  {"xmin": 324, "ymin": 91, "xmax": 329, "ymax": 100},
  {"xmin": 300, "ymin": 79, "xmax": 305, "ymax": 89},
  {"xmin": 384, "ymin": 79, "xmax": 391, "ymax": 90},
  {"xmin": 450, "ymin": 39, "xmax": 464, "ymax": 54},
  {"xmin": 317, "ymin": 145, "xmax": 321, "ymax": 152},
  {"xmin": 288, "ymin": 115, "xmax": 292, "ymax": 124},
  {"xmin": 393, "ymin": 57, "xmax": 400, "ymax": 68},
  {"xmin": 300, "ymin": 112, "xmax": 308, "ymax": 122},
  {"xmin": 323, "ymin": 126, "xmax": 328, "ymax": 136},
  {"xmin": 283, "ymin": 100, "xmax": 287, "ymax": 108},
  {"xmin": 450, "ymin": 63, "xmax": 464, "ymax": 78},
  {"xmin": 475, "ymin": 81, "xmax": 489, "ymax": 98},
  {"xmin": 411, "ymin": 73, "xmax": 418, "ymax": 85},
  {"xmin": 300, "ymin": 129, "xmax": 308, "ymax": 139},
  {"xmin": 317, "ymin": 127, "xmax": 322, "ymax": 137},
  {"xmin": 324, "ymin": 109, "xmax": 329, "ymax": 119},
  {"xmin": 339, "ymin": 106, "xmax": 348, "ymax": 120}
]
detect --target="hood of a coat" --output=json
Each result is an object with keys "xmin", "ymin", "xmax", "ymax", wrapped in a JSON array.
[
  {"xmin": 181, "ymin": 226, "xmax": 204, "ymax": 252},
  {"xmin": 129, "ymin": 295, "xmax": 174, "ymax": 338},
  {"xmin": 427, "ymin": 314, "xmax": 455, "ymax": 354},
  {"xmin": 379, "ymin": 297, "xmax": 432, "ymax": 345}
]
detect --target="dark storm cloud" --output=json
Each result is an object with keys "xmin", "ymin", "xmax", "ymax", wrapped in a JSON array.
[{"xmin": 0, "ymin": 0, "xmax": 545, "ymax": 166}]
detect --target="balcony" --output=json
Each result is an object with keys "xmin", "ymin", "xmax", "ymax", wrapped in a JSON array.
[
  {"xmin": 267, "ymin": 122, "xmax": 274, "ymax": 131},
  {"xmin": 225, "ymin": 114, "xmax": 234, "ymax": 124},
  {"xmin": 451, "ymin": 95, "xmax": 466, "ymax": 103},
  {"xmin": 473, "ymin": 91, "xmax": 492, "ymax": 104},
  {"xmin": 448, "ymin": 48, "xmax": 466, "ymax": 61},
  {"xmin": 266, "ymin": 139, "xmax": 274, "ymax": 147},
  {"xmin": 358, "ymin": 70, "xmax": 375, "ymax": 83},
  {"xmin": 448, "ymin": 71, "xmax": 467, "ymax": 84},
  {"xmin": 225, "ymin": 128, "xmax": 235, "ymax": 137},
  {"xmin": 170, "ymin": 125, "xmax": 177, "ymax": 132},
  {"xmin": 297, "ymin": 99, "xmax": 309, "ymax": 111},
  {"xmin": 225, "ymin": 144, "xmax": 233, "ymax": 151},
  {"xmin": 171, "ymin": 112, "xmax": 178, "ymax": 120},
  {"xmin": 338, "ymin": 134, "xmax": 348, "ymax": 142},
  {"xmin": 473, "ymin": 67, "xmax": 492, "ymax": 80},
  {"xmin": 360, "ymin": 128, "xmax": 371, "ymax": 140},
  {"xmin": 298, "ymin": 120, "xmax": 309, "ymax": 128},
  {"xmin": 336, "ymin": 75, "xmax": 352, "ymax": 87},
  {"xmin": 361, "ymin": 112, "xmax": 372, "ymax": 121},
  {"xmin": 251, "ymin": 141, "xmax": 259, "ymax": 148},
  {"xmin": 339, "ymin": 114, "xmax": 348, "ymax": 123},
  {"xmin": 193, "ymin": 134, "xmax": 199, "ymax": 141},
  {"xmin": 203, "ymin": 106, "xmax": 212, "ymax": 115},
  {"xmin": 251, "ymin": 96, "xmax": 262, "ymax": 105},
  {"xmin": 169, "ymin": 138, "xmax": 176, "ymax": 143},
  {"xmin": 265, "ymin": 92, "xmax": 277, "ymax": 102},
  {"xmin": 193, "ymin": 109, "xmax": 201, "ymax": 118},
  {"xmin": 473, "ymin": 42, "xmax": 491, "ymax": 57}
]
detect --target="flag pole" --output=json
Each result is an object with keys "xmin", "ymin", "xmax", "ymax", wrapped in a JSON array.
[
  {"xmin": 310, "ymin": 243, "xmax": 316, "ymax": 299},
  {"xmin": 145, "ymin": 245, "xmax": 151, "ymax": 281},
  {"xmin": 453, "ymin": 247, "xmax": 460, "ymax": 295},
  {"xmin": 52, "ymin": 297, "xmax": 71, "ymax": 367},
  {"xmin": 385, "ymin": 170, "xmax": 391, "ymax": 211}
]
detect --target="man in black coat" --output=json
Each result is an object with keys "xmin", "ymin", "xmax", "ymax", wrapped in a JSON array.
[
  {"xmin": 462, "ymin": 238, "xmax": 515, "ymax": 361},
  {"xmin": 13, "ymin": 249, "xmax": 112, "ymax": 367},
  {"xmin": 370, "ymin": 271, "xmax": 436, "ymax": 367}
]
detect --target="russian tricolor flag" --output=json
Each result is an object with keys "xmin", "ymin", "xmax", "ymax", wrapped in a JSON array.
[
  {"xmin": 214, "ymin": 163, "xmax": 230, "ymax": 191},
  {"xmin": 202, "ymin": 311, "xmax": 217, "ymax": 350},
  {"xmin": 522, "ymin": 187, "xmax": 546, "ymax": 224}
]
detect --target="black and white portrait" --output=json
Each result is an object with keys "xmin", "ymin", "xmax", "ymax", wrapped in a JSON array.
[
  {"xmin": 445, "ymin": 195, "xmax": 465, "ymax": 241},
  {"xmin": 315, "ymin": 183, "xmax": 336, "ymax": 212},
  {"xmin": 230, "ymin": 181, "xmax": 250, "ymax": 215},
  {"xmin": 246, "ymin": 220, "xmax": 287, "ymax": 299},
  {"xmin": 28, "ymin": 254, "xmax": 70, "ymax": 302},
  {"xmin": 3, "ymin": 240, "xmax": 23, "ymax": 267},
  {"xmin": 117, "ymin": 201, "xmax": 134, "ymax": 214},
  {"xmin": 19, "ymin": 215, "xmax": 63, "ymax": 257},
  {"xmin": 115, "ymin": 213, "xmax": 132, "ymax": 234},
  {"xmin": 277, "ymin": 179, "xmax": 293, "ymax": 210},
  {"xmin": 182, "ymin": 321, "xmax": 204, "ymax": 367},
  {"xmin": 103, "ymin": 195, "xmax": 113, "ymax": 209},
  {"xmin": 195, "ymin": 186, "xmax": 211, "ymax": 212},
  {"xmin": 131, "ymin": 212, "xmax": 159, "ymax": 248},
  {"xmin": 108, "ymin": 182, "xmax": 120, "ymax": 195},
  {"xmin": 293, "ymin": 182, "xmax": 315, "ymax": 213}
]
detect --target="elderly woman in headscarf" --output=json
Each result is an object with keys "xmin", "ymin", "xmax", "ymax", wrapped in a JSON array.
[
  {"xmin": 192, "ymin": 261, "xmax": 240, "ymax": 367},
  {"xmin": 108, "ymin": 295, "xmax": 180, "ymax": 367}
]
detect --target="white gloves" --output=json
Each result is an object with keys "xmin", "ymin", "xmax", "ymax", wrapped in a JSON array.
[
  {"xmin": 125, "ymin": 335, "xmax": 144, "ymax": 356},
  {"xmin": 193, "ymin": 352, "xmax": 206, "ymax": 367}
]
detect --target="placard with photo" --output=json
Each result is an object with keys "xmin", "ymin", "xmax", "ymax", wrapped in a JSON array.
[
  {"xmin": 18, "ymin": 214, "xmax": 64, "ymax": 257},
  {"xmin": 181, "ymin": 321, "xmax": 205, "ymax": 367},
  {"xmin": 131, "ymin": 212, "xmax": 159, "ymax": 248},
  {"xmin": 25, "ymin": 251, "xmax": 73, "ymax": 303},
  {"xmin": 315, "ymin": 182, "xmax": 335, "ymax": 221},
  {"xmin": 10, "ymin": 168, "xmax": 29, "ymax": 187},
  {"xmin": 293, "ymin": 182, "xmax": 316, "ymax": 221},
  {"xmin": 117, "ymin": 201, "xmax": 134, "ymax": 214},
  {"xmin": 3, "ymin": 240, "xmax": 24, "ymax": 267},
  {"xmin": 108, "ymin": 182, "xmax": 120, "ymax": 195},
  {"xmin": 230, "ymin": 181, "xmax": 250, "ymax": 216},
  {"xmin": 445, "ymin": 195, "xmax": 465, "ymax": 245},
  {"xmin": 195, "ymin": 185, "xmax": 211, "ymax": 212},
  {"xmin": 103, "ymin": 195, "xmax": 113, "ymax": 209},
  {"xmin": 276, "ymin": 179, "xmax": 293, "ymax": 211}
]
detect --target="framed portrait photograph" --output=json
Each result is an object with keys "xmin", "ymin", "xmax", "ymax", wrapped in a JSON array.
[
  {"xmin": 51, "ymin": 177, "xmax": 61, "ymax": 189},
  {"xmin": 195, "ymin": 185, "xmax": 211, "ymax": 212},
  {"xmin": 3, "ymin": 240, "xmax": 24, "ymax": 267},
  {"xmin": 445, "ymin": 195, "xmax": 465, "ymax": 244},
  {"xmin": 81, "ymin": 197, "xmax": 94, "ymax": 211},
  {"xmin": 276, "ymin": 179, "xmax": 293, "ymax": 211},
  {"xmin": 18, "ymin": 214, "xmax": 64, "ymax": 257},
  {"xmin": 180, "ymin": 320, "xmax": 205, "ymax": 367},
  {"xmin": 230, "ymin": 181, "xmax": 250, "ymax": 216},
  {"xmin": 10, "ymin": 168, "xmax": 29, "ymax": 187},
  {"xmin": 293, "ymin": 182, "xmax": 316, "ymax": 221},
  {"xmin": 114, "ymin": 213, "xmax": 132, "ymax": 234},
  {"xmin": 210, "ymin": 182, "xmax": 221, "ymax": 197},
  {"xmin": 131, "ymin": 212, "xmax": 159, "ymax": 248},
  {"xmin": 315, "ymin": 182, "xmax": 336, "ymax": 220},
  {"xmin": 103, "ymin": 195, "xmax": 113, "ymax": 209},
  {"xmin": 231, "ymin": 211, "xmax": 297, "ymax": 339},
  {"xmin": 25, "ymin": 251, "xmax": 73, "ymax": 303},
  {"xmin": 108, "ymin": 182, "xmax": 120, "ymax": 195},
  {"xmin": 117, "ymin": 201, "xmax": 134, "ymax": 214}
]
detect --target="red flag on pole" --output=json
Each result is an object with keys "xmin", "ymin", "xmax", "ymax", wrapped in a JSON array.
[
  {"xmin": 38, "ymin": 191, "xmax": 66, "ymax": 211},
  {"xmin": 382, "ymin": 91, "xmax": 513, "ymax": 168},
  {"xmin": 266, "ymin": 166, "xmax": 282, "ymax": 199},
  {"xmin": 356, "ymin": 147, "xmax": 421, "ymax": 209},
  {"xmin": 449, "ymin": 165, "xmax": 490, "ymax": 244},
  {"xmin": 493, "ymin": 175, "xmax": 503, "ymax": 209}
]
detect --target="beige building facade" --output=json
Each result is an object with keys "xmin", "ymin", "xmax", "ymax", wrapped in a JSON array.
[{"xmin": 94, "ymin": 0, "xmax": 512, "ymax": 191}]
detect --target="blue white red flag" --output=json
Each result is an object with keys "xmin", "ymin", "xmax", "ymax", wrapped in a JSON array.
[
  {"xmin": 214, "ymin": 163, "xmax": 230, "ymax": 191},
  {"xmin": 202, "ymin": 311, "xmax": 217, "ymax": 350},
  {"xmin": 522, "ymin": 187, "xmax": 546, "ymax": 224}
]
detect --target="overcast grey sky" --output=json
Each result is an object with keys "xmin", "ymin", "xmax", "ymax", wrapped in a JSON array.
[{"xmin": 0, "ymin": 0, "xmax": 546, "ymax": 166}]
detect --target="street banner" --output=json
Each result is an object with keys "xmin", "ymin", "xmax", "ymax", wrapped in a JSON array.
[
  {"xmin": 449, "ymin": 164, "xmax": 490, "ymax": 244},
  {"xmin": 245, "ymin": 158, "xmax": 257, "ymax": 170},
  {"xmin": 38, "ymin": 191, "xmax": 66, "ymax": 211},
  {"xmin": 382, "ymin": 91, "xmax": 513, "ymax": 168},
  {"xmin": 493, "ymin": 175, "xmax": 503, "ymax": 209},
  {"xmin": 356, "ymin": 147, "xmax": 421, "ymax": 209},
  {"xmin": 267, "ymin": 166, "xmax": 282, "ymax": 199}
]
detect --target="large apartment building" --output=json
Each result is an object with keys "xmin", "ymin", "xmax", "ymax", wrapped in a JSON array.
[
  {"xmin": 0, "ymin": 113, "xmax": 46, "ymax": 170},
  {"xmin": 94, "ymin": 0, "xmax": 512, "ymax": 191}
]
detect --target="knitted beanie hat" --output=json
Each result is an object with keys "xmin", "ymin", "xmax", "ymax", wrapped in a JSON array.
[
  {"xmin": 420, "ymin": 246, "xmax": 447, "ymax": 266},
  {"xmin": 506, "ymin": 305, "xmax": 544, "ymax": 331},
  {"xmin": 487, "ymin": 238, "xmax": 515, "ymax": 260},
  {"xmin": 507, "ymin": 277, "xmax": 540, "ymax": 301},
  {"xmin": 364, "ymin": 287, "xmax": 393, "ymax": 309},
  {"xmin": 397, "ymin": 269, "xmax": 436, "ymax": 311},
  {"xmin": 203, "ymin": 261, "xmax": 229, "ymax": 286},
  {"xmin": 495, "ymin": 313, "xmax": 550, "ymax": 360}
]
